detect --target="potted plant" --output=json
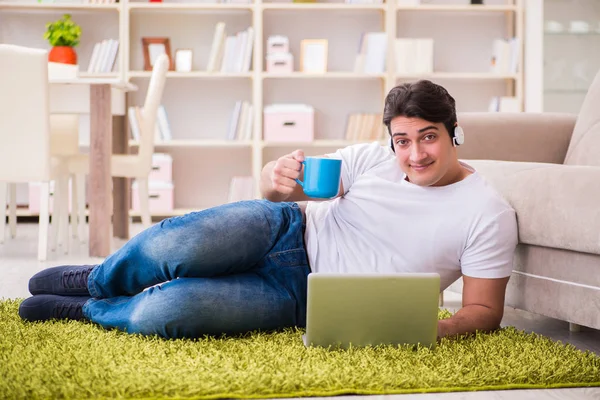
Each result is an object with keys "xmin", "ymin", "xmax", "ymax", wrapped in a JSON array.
[{"xmin": 43, "ymin": 13, "xmax": 82, "ymax": 65}]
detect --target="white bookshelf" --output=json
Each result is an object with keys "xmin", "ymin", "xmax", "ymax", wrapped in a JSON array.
[{"xmin": 0, "ymin": 0, "xmax": 524, "ymax": 217}]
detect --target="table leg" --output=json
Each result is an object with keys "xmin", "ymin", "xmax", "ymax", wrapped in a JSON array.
[
  {"xmin": 112, "ymin": 116, "xmax": 129, "ymax": 239},
  {"xmin": 89, "ymin": 84, "xmax": 112, "ymax": 257}
]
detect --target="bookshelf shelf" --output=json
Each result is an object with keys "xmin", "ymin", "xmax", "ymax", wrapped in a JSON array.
[
  {"xmin": 395, "ymin": 72, "xmax": 519, "ymax": 80},
  {"xmin": 261, "ymin": 3, "xmax": 385, "ymax": 11},
  {"xmin": 262, "ymin": 72, "xmax": 386, "ymax": 79},
  {"xmin": 0, "ymin": 2, "xmax": 120, "ymax": 11},
  {"xmin": 396, "ymin": 5, "xmax": 518, "ymax": 12},
  {"xmin": 128, "ymin": 3, "xmax": 253, "ymax": 11},
  {"xmin": 262, "ymin": 139, "xmax": 386, "ymax": 149},
  {"xmin": 129, "ymin": 140, "xmax": 253, "ymax": 148},
  {"xmin": 128, "ymin": 71, "xmax": 253, "ymax": 79}
]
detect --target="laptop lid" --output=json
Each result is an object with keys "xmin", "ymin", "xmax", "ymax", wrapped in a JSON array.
[{"xmin": 303, "ymin": 273, "xmax": 440, "ymax": 349}]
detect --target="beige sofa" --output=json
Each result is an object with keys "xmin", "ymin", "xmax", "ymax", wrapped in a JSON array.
[{"xmin": 452, "ymin": 73, "xmax": 600, "ymax": 331}]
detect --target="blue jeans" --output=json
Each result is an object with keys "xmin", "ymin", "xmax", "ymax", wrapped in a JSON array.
[{"xmin": 82, "ymin": 200, "xmax": 310, "ymax": 339}]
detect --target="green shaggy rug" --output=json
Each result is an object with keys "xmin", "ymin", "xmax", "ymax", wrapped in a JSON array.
[{"xmin": 1, "ymin": 299, "xmax": 599, "ymax": 399}]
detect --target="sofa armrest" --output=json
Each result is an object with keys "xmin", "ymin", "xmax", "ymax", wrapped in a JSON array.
[
  {"xmin": 468, "ymin": 159, "xmax": 600, "ymax": 256},
  {"xmin": 457, "ymin": 112, "xmax": 577, "ymax": 164}
]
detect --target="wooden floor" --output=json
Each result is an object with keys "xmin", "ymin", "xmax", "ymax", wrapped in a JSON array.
[{"xmin": 1, "ymin": 222, "xmax": 599, "ymax": 400}]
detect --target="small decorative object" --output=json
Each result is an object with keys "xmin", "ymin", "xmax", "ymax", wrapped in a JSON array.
[
  {"xmin": 471, "ymin": 0, "xmax": 483, "ymax": 4},
  {"xmin": 43, "ymin": 13, "xmax": 81, "ymax": 65},
  {"xmin": 300, "ymin": 39, "xmax": 328, "ymax": 73},
  {"xmin": 142, "ymin": 37, "xmax": 173, "ymax": 71},
  {"xmin": 175, "ymin": 49, "xmax": 193, "ymax": 72}
]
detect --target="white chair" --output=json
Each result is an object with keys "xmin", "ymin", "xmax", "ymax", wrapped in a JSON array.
[
  {"xmin": 0, "ymin": 44, "xmax": 70, "ymax": 261},
  {"xmin": 65, "ymin": 54, "xmax": 169, "ymax": 233}
]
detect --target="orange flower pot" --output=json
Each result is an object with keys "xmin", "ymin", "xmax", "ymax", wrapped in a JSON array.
[{"xmin": 48, "ymin": 46, "xmax": 77, "ymax": 65}]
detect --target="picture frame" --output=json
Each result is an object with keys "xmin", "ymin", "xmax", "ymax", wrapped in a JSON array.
[
  {"xmin": 175, "ymin": 48, "xmax": 193, "ymax": 72},
  {"xmin": 142, "ymin": 37, "xmax": 173, "ymax": 71},
  {"xmin": 300, "ymin": 39, "xmax": 328, "ymax": 73}
]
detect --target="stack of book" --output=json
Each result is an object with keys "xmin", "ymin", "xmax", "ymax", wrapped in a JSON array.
[
  {"xmin": 226, "ymin": 101, "xmax": 253, "ymax": 141},
  {"xmin": 354, "ymin": 32, "xmax": 387, "ymax": 74},
  {"xmin": 128, "ymin": 105, "xmax": 172, "ymax": 143},
  {"xmin": 206, "ymin": 23, "xmax": 254, "ymax": 73},
  {"xmin": 87, "ymin": 39, "xmax": 119, "ymax": 73},
  {"xmin": 344, "ymin": 113, "xmax": 385, "ymax": 141}
]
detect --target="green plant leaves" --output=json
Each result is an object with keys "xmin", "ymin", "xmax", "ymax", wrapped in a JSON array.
[{"xmin": 43, "ymin": 13, "xmax": 81, "ymax": 47}]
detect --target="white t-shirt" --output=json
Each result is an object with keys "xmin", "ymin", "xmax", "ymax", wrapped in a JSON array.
[{"xmin": 304, "ymin": 141, "xmax": 518, "ymax": 291}]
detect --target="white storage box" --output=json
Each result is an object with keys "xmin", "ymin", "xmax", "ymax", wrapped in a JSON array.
[
  {"xmin": 149, "ymin": 153, "xmax": 173, "ymax": 183},
  {"xmin": 266, "ymin": 52, "xmax": 293, "ymax": 74},
  {"xmin": 266, "ymin": 35, "xmax": 290, "ymax": 54},
  {"xmin": 263, "ymin": 104, "xmax": 315, "ymax": 142}
]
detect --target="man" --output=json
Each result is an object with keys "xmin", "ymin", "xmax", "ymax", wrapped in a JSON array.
[{"xmin": 19, "ymin": 80, "xmax": 518, "ymax": 340}]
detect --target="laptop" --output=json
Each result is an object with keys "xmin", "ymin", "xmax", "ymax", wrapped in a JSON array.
[{"xmin": 302, "ymin": 272, "xmax": 440, "ymax": 349}]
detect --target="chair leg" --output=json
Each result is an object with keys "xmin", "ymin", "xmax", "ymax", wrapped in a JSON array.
[
  {"xmin": 48, "ymin": 181, "xmax": 59, "ymax": 252},
  {"xmin": 8, "ymin": 183, "xmax": 17, "ymax": 238},
  {"xmin": 137, "ymin": 178, "xmax": 152, "ymax": 228},
  {"xmin": 76, "ymin": 173, "xmax": 86, "ymax": 243},
  {"xmin": 0, "ymin": 183, "xmax": 7, "ymax": 244},
  {"xmin": 569, "ymin": 323, "xmax": 582, "ymax": 332},
  {"xmin": 58, "ymin": 176, "xmax": 70, "ymax": 254},
  {"xmin": 70, "ymin": 174, "xmax": 78, "ymax": 239},
  {"xmin": 439, "ymin": 292, "xmax": 444, "ymax": 307},
  {"xmin": 38, "ymin": 182, "xmax": 50, "ymax": 261}
]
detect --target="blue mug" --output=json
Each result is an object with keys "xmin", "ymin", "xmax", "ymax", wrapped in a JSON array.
[{"xmin": 295, "ymin": 157, "xmax": 342, "ymax": 199}]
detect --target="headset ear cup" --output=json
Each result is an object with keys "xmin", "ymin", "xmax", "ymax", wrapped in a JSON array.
[{"xmin": 453, "ymin": 126, "xmax": 465, "ymax": 147}]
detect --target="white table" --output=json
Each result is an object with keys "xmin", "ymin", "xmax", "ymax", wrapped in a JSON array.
[{"xmin": 49, "ymin": 78, "xmax": 137, "ymax": 258}]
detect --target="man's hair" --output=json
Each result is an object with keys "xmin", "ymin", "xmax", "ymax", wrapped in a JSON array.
[{"xmin": 382, "ymin": 80, "xmax": 457, "ymax": 139}]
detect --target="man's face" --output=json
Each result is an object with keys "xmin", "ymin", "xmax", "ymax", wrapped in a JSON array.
[{"xmin": 390, "ymin": 116, "xmax": 458, "ymax": 187}]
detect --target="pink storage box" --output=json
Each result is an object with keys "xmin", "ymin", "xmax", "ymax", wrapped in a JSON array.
[
  {"xmin": 266, "ymin": 52, "xmax": 293, "ymax": 74},
  {"xmin": 29, "ymin": 181, "xmax": 72, "ymax": 213},
  {"xmin": 131, "ymin": 180, "xmax": 174, "ymax": 213},
  {"xmin": 148, "ymin": 153, "xmax": 173, "ymax": 183},
  {"xmin": 266, "ymin": 35, "xmax": 289, "ymax": 54},
  {"xmin": 263, "ymin": 104, "xmax": 314, "ymax": 142}
]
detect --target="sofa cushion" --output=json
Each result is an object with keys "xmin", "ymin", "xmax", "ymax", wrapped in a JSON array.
[
  {"xmin": 465, "ymin": 159, "xmax": 600, "ymax": 255},
  {"xmin": 563, "ymin": 69, "xmax": 600, "ymax": 167}
]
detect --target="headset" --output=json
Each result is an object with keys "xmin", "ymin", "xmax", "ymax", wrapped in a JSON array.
[{"xmin": 390, "ymin": 124, "xmax": 465, "ymax": 153}]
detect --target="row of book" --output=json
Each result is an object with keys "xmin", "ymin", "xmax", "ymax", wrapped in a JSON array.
[
  {"xmin": 127, "ymin": 105, "xmax": 173, "ymax": 142},
  {"xmin": 227, "ymin": 101, "xmax": 254, "ymax": 141},
  {"xmin": 207, "ymin": 23, "xmax": 254, "ymax": 73},
  {"xmin": 344, "ymin": 113, "xmax": 385, "ymax": 142},
  {"xmin": 87, "ymin": 39, "xmax": 119, "ymax": 73}
]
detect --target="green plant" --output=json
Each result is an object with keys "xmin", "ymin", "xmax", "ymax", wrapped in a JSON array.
[{"xmin": 43, "ymin": 14, "xmax": 81, "ymax": 47}]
